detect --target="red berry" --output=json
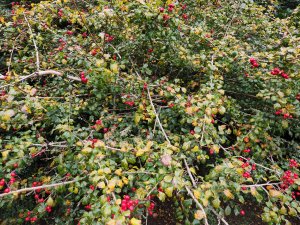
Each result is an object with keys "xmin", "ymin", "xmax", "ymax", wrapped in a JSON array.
[
  {"xmin": 81, "ymin": 77, "xmax": 88, "ymax": 84},
  {"xmin": 11, "ymin": 172, "xmax": 16, "ymax": 177},
  {"xmin": 0, "ymin": 179, "xmax": 5, "ymax": 186},
  {"xmin": 4, "ymin": 188, "xmax": 10, "ymax": 193},
  {"xmin": 182, "ymin": 14, "xmax": 188, "ymax": 20},
  {"xmin": 240, "ymin": 210, "xmax": 245, "ymax": 216},
  {"xmin": 159, "ymin": 7, "xmax": 164, "ymax": 13},
  {"xmin": 13, "ymin": 163, "xmax": 18, "ymax": 168},
  {"xmin": 82, "ymin": 32, "xmax": 88, "ymax": 38},
  {"xmin": 31, "ymin": 217, "xmax": 37, "ymax": 222},
  {"xmin": 190, "ymin": 130, "xmax": 195, "ymax": 135}
]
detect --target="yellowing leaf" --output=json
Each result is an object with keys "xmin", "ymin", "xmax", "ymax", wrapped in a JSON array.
[
  {"xmin": 110, "ymin": 63, "xmax": 119, "ymax": 73},
  {"xmin": 269, "ymin": 190, "xmax": 282, "ymax": 198},
  {"xmin": 194, "ymin": 190, "xmax": 201, "ymax": 199},
  {"xmin": 130, "ymin": 218, "xmax": 141, "ymax": 225},
  {"xmin": 1, "ymin": 150, "xmax": 10, "ymax": 160},
  {"xmin": 202, "ymin": 198, "xmax": 209, "ymax": 207},
  {"xmin": 194, "ymin": 210, "xmax": 206, "ymax": 220},
  {"xmin": 223, "ymin": 189, "xmax": 234, "ymax": 199},
  {"xmin": 46, "ymin": 196, "xmax": 55, "ymax": 207},
  {"xmin": 97, "ymin": 181, "xmax": 106, "ymax": 189},
  {"xmin": 165, "ymin": 187, "xmax": 173, "ymax": 197}
]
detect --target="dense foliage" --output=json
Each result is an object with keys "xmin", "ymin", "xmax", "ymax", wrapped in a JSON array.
[{"xmin": 0, "ymin": 0, "xmax": 300, "ymax": 224}]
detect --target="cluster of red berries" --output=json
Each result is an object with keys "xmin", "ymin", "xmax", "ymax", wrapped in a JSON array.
[
  {"xmin": 168, "ymin": 103, "xmax": 175, "ymax": 108},
  {"xmin": 58, "ymin": 9, "xmax": 63, "ymax": 17},
  {"xmin": 270, "ymin": 67, "xmax": 289, "ymax": 79},
  {"xmin": 147, "ymin": 202, "xmax": 155, "ymax": 216},
  {"xmin": 89, "ymin": 139, "xmax": 99, "ymax": 148},
  {"xmin": 11, "ymin": 2, "xmax": 20, "ymax": 6},
  {"xmin": 45, "ymin": 206, "xmax": 52, "ymax": 213},
  {"xmin": 91, "ymin": 119, "xmax": 103, "ymax": 129},
  {"xmin": 289, "ymin": 159, "xmax": 298, "ymax": 168},
  {"xmin": 25, "ymin": 211, "xmax": 37, "ymax": 223},
  {"xmin": 84, "ymin": 204, "xmax": 92, "ymax": 211},
  {"xmin": 82, "ymin": 32, "xmax": 88, "ymax": 38},
  {"xmin": 241, "ymin": 161, "xmax": 256, "ymax": 171},
  {"xmin": 275, "ymin": 109, "xmax": 293, "ymax": 119},
  {"xmin": 66, "ymin": 30, "xmax": 73, "ymax": 36},
  {"xmin": 90, "ymin": 48, "xmax": 98, "ymax": 56},
  {"xmin": 0, "ymin": 179, "xmax": 10, "ymax": 193},
  {"xmin": 280, "ymin": 170, "xmax": 299, "ymax": 189},
  {"xmin": 124, "ymin": 101, "xmax": 135, "ymax": 107},
  {"xmin": 58, "ymin": 38, "xmax": 67, "ymax": 51},
  {"xmin": 291, "ymin": 191, "xmax": 300, "ymax": 199},
  {"xmin": 249, "ymin": 58, "xmax": 259, "ymax": 68},
  {"xmin": 239, "ymin": 158, "xmax": 256, "ymax": 179},
  {"xmin": 80, "ymin": 72, "xmax": 88, "ymax": 84},
  {"xmin": 242, "ymin": 171, "xmax": 251, "ymax": 178},
  {"xmin": 9, "ymin": 171, "xmax": 17, "ymax": 185},
  {"xmin": 243, "ymin": 148, "xmax": 251, "ymax": 153},
  {"xmin": 105, "ymin": 33, "xmax": 114, "ymax": 42},
  {"xmin": 182, "ymin": 13, "xmax": 188, "ymax": 20},
  {"xmin": 167, "ymin": 3, "xmax": 175, "ymax": 12},
  {"xmin": 120, "ymin": 195, "xmax": 139, "ymax": 212},
  {"xmin": 32, "ymin": 181, "xmax": 43, "ymax": 193},
  {"xmin": 296, "ymin": 93, "xmax": 300, "ymax": 101}
]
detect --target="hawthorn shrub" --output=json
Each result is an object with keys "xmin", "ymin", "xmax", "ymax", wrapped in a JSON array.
[{"xmin": 0, "ymin": 0, "xmax": 300, "ymax": 225}]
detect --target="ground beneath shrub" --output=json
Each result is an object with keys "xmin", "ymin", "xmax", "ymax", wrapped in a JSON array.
[
  {"xmin": 144, "ymin": 199, "xmax": 300, "ymax": 225},
  {"xmin": 144, "ymin": 198, "xmax": 177, "ymax": 225}
]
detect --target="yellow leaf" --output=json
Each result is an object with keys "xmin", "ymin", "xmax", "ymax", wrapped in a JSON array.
[
  {"xmin": 202, "ymin": 198, "xmax": 209, "ymax": 207},
  {"xmin": 110, "ymin": 63, "xmax": 119, "ymax": 73},
  {"xmin": 46, "ymin": 196, "xmax": 55, "ymax": 207},
  {"xmin": 165, "ymin": 187, "xmax": 173, "ymax": 197},
  {"xmin": 269, "ymin": 190, "xmax": 282, "ymax": 198},
  {"xmin": 194, "ymin": 210, "xmax": 206, "ymax": 220},
  {"xmin": 0, "ymin": 17, "xmax": 5, "ymax": 24},
  {"xmin": 130, "ymin": 218, "xmax": 141, "ymax": 225},
  {"xmin": 223, "ymin": 189, "xmax": 234, "ymax": 199},
  {"xmin": 107, "ymin": 219, "xmax": 116, "ymax": 225},
  {"xmin": 194, "ymin": 190, "xmax": 201, "ymax": 199},
  {"xmin": 81, "ymin": 147, "xmax": 92, "ymax": 155},
  {"xmin": 250, "ymin": 187, "xmax": 258, "ymax": 197},
  {"xmin": 1, "ymin": 150, "xmax": 10, "ymax": 160},
  {"xmin": 190, "ymin": 167, "xmax": 196, "ymax": 174},
  {"xmin": 97, "ymin": 181, "xmax": 106, "ymax": 189},
  {"xmin": 115, "ymin": 169, "xmax": 122, "ymax": 176},
  {"xmin": 94, "ymin": 140, "xmax": 105, "ymax": 148}
]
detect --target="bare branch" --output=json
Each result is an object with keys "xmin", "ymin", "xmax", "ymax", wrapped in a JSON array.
[
  {"xmin": 0, "ymin": 180, "xmax": 77, "ymax": 198},
  {"xmin": 185, "ymin": 186, "xmax": 209, "ymax": 225},
  {"xmin": 147, "ymin": 88, "xmax": 171, "ymax": 145},
  {"xmin": 23, "ymin": 13, "xmax": 40, "ymax": 72},
  {"xmin": 184, "ymin": 158, "xmax": 197, "ymax": 188},
  {"xmin": 0, "ymin": 70, "xmax": 80, "ymax": 89}
]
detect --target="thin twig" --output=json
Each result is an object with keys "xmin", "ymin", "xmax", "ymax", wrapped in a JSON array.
[
  {"xmin": 185, "ymin": 186, "xmax": 209, "ymax": 225},
  {"xmin": 208, "ymin": 206, "xmax": 229, "ymax": 225},
  {"xmin": 0, "ymin": 70, "xmax": 80, "ymax": 89},
  {"xmin": 147, "ymin": 88, "xmax": 171, "ymax": 145},
  {"xmin": 241, "ymin": 182, "xmax": 282, "ymax": 188},
  {"xmin": 23, "ymin": 13, "xmax": 40, "ymax": 72},
  {"xmin": 184, "ymin": 158, "xmax": 197, "ymax": 188},
  {"xmin": 0, "ymin": 180, "xmax": 77, "ymax": 197}
]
